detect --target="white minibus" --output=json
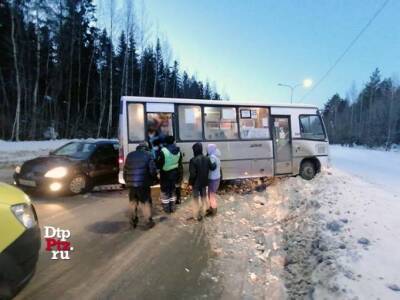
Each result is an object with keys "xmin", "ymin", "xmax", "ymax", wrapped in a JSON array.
[{"xmin": 118, "ymin": 96, "xmax": 329, "ymax": 183}]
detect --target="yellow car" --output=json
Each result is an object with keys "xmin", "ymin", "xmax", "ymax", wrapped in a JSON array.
[{"xmin": 0, "ymin": 183, "xmax": 40, "ymax": 299}]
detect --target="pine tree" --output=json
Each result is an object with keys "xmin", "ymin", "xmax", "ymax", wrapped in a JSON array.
[{"xmin": 0, "ymin": 0, "xmax": 222, "ymax": 140}]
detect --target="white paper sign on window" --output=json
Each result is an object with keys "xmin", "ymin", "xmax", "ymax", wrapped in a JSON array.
[
  {"xmin": 222, "ymin": 108, "xmax": 236, "ymax": 120},
  {"xmin": 251, "ymin": 110, "xmax": 257, "ymax": 119},
  {"xmin": 240, "ymin": 110, "xmax": 251, "ymax": 118},
  {"xmin": 185, "ymin": 108, "xmax": 196, "ymax": 124},
  {"xmin": 262, "ymin": 117, "xmax": 269, "ymax": 127}
]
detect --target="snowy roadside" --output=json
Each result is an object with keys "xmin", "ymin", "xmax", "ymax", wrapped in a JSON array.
[
  {"xmin": 0, "ymin": 139, "xmax": 73, "ymax": 167},
  {"xmin": 329, "ymin": 145, "xmax": 400, "ymax": 195},
  {"xmin": 314, "ymin": 168, "xmax": 400, "ymax": 299},
  {"xmin": 0, "ymin": 139, "xmax": 116, "ymax": 167},
  {"xmin": 195, "ymin": 169, "xmax": 400, "ymax": 299}
]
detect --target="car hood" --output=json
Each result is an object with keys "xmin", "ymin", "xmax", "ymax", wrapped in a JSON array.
[
  {"xmin": 0, "ymin": 182, "xmax": 31, "ymax": 206},
  {"xmin": 20, "ymin": 156, "xmax": 83, "ymax": 176}
]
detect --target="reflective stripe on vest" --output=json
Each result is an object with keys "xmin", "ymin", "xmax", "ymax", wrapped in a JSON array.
[{"xmin": 162, "ymin": 147, "xmax": 180, "ymax": 171}]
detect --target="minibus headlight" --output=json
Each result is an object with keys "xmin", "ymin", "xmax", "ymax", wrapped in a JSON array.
[
  {"xmin": 45, "ymin": 166, "xmax": 68, "ymax": 178},
  {"xmin": 11, "ymin": 203, "xmax": 37, "ymax": 228}
]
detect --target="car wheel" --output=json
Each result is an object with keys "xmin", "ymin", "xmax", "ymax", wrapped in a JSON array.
[
  {"xmin": 69, "ymin": 174, "xmax": 89, "ymax": 194},
  {"xmin": 300, "ymin": 160, "xmax": 316, "ymax": 180}
]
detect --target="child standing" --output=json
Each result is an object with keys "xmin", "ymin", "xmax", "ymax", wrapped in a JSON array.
[{"xmin": 207, "ymin": 144, "xmax": 221, "ymax": 215}]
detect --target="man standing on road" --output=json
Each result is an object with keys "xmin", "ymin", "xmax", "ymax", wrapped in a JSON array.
[
  {"xmin": 124, "ymin": 143, "xmax": 157, "ymax": 229},
  {"xmin": 156, "ymin": 136, "xmax": 183, "ymax": 213},
  {"xmin": 189, "ymin": 142, "xmax": 216, "ymax": 221}
]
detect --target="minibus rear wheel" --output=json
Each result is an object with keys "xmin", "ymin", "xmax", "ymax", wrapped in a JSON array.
[{"xmin": 300, "ymin": 160, "xmax": 316, "ymax": 180}]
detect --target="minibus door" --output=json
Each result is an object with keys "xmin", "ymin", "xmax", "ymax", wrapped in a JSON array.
[{"xmin": 272, "ymin": 116, "xmax": 292, "ymax": 174}]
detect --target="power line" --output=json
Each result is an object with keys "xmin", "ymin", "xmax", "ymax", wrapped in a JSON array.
[{"xmin": 301, "ymin": 0, "xmax": 390, "ymax": 102}]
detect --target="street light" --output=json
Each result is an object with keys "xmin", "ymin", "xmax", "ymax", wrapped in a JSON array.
[{"xmin": 278, "ymin": 78, "xmax": 313, "ymax": 103}]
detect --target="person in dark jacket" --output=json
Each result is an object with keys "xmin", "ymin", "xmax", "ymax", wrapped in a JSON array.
[
  {"xmin": 189, "ymin": 142, "xmax": 216, "ymax": 221},
  {"xmin": 156, "ymin": 136, "xmax": 183, "ymax": 213},
  {"xmin": 123, "ymin": 143, "xmax": 157, "ymax": 229}
]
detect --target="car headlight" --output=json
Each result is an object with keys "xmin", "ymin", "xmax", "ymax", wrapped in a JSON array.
[
  {"xmin": 11, "ymin": 203, "xmax": 37, "ymax": 228},
  {"xmin": 15, "ymin": 165, "xmax": 21, "ymax": 174},
  {"xmin": 44, "ymin": 166, "xmax": 68, "ymax": 178}
]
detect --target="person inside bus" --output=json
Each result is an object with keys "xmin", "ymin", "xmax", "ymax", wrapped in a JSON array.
[
  {"xmin": 147, "ymin": 119, "xmax": 163, "ymax": 159},
  {"xmin": 123, "ymin": 143, "xmax": 157, "ymax": 230},
  {"xmin": 156, "ymin": 135, "xmax": 183, "ymax": 213},
  {"xmin": 189, "ymin": 142, "xmax": 216, "ymax": 221},
  {"xmin": 148, "ymin": 121, "xmax": 159, "ymax": 144},
  {"xmin": 159, "ymin": 119, "xmax": 171, "ymax": 137},
  {"xmin": 207, "ymin": 144, "xmax": 221, "ymax": 216}
]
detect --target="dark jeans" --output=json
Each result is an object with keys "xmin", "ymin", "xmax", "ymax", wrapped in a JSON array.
[
  {"xmin": 192, "ymin": 187, "xmax": 208, "ymax": 219},
  {"xmin": 160, "ymin": 170, "xmax": 178, "ymax": 205}
]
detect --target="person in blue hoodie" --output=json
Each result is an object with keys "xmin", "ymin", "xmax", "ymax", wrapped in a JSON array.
[{"xmin": 156, "ymin": 136, "xmax": 183, "ymax": 213}]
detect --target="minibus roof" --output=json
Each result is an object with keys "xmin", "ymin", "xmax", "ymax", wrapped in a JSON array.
[{"xmin": 121, "ymin": 96, "xmax": 319, "ymax": 110}]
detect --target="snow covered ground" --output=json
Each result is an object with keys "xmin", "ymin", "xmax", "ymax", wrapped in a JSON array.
[
  {"xmin": 325, "ymin": 145, "xmax": 400, "ymax": 299},
  {"xmin": 330, "ymin": 145, "xmax": 400, "ymax": 195},
  {"xmin": 0, "ymin": 139, "xmax": 72, "ymax": 167},
  {"xmin": 195, "ymin": 145, "xmax": 400, "ymax": 299},
  {"xmin": 0, "ymin": 139, "xmax": 115, "ymax": 167}
]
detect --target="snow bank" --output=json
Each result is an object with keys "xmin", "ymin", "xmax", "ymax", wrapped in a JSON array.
[
  {"xmin": 0, "ymin": 140, "xmax": 70, "ymax": 167},
  {"xmin": 335, "ymin": 143, "xmax": 400, "ymax": 153},
  {"xmin": 330, "ymin": 145, "xmax": 400, "ymax": 195},
  {"xmin": 0, "ymin": 139, "xmax": 116, "ymax": 167},
  {"xmin": 313, "ymin": 168, "xmax": 400, "ymax": 300}
]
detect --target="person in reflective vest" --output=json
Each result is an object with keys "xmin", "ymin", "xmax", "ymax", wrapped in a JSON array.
[{"xmin": 156, "ymin": 136, "xmax": 183, "ymax": 213}]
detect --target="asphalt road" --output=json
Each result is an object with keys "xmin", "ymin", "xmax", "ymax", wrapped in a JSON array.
[{"xmin": 0, "ymin": 168, "xmax": 221, "ymax": 300}]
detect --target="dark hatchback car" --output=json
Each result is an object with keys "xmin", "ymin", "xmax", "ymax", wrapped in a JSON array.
[{"xmin": 14, "ymin": 140, "xmax": 119, "ymax": 195}]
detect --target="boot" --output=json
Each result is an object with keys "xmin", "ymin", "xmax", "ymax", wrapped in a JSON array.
[
  {"xmin": 130, "ymin": 216, "xmax": 138, "ymax": 229},
  {"xmin": 162, "ymin": 203, "xmax": 170, "ymax": 213},
  {"xmin": 169, "ymin": 201, "xmax": 176, "ymax": 213},
  {"xmin": 175, "ymin": 187, "xmax": 181, "ymax": 204},
  {"xmin": 146, "ymin": 218, "xmax": 155, "ymax": 229}
]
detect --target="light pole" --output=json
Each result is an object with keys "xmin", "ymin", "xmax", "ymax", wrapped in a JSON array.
[{"xmin": 278, "ymin": 79, "xmax": 313, "ymax": 103}]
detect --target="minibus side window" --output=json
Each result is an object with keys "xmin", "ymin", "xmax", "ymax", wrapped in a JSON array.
[
  {"xmin": 128, "ymin": 103, "xmax": 145, "ymax": 142},
  {"xmin": 239, "ymin": 107, "xmax": 270, "ymax": 139},
  {"xmin": 146, "ymin": 112, "xmax": 174, "ymax": 146},
  {"xmin": 299, "ymin": 115, "xmax": 325, "ymax": 140},
  {"xmin": 204, "ymin": 106, "xmax": 238, "ymax": 140},
  {"xmin": 178, "ymin": 105, "xmax": 203, "ymax": 141}
]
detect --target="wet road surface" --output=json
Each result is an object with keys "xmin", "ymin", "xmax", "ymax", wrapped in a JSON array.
[{"xmin": 0, "ymin": 168, "xmax": 220, "ymax": 300}]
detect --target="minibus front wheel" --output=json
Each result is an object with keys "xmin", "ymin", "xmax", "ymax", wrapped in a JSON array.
[{"xmin": 300, "ymin": 159, "xmax": 318, "ymax": 180}]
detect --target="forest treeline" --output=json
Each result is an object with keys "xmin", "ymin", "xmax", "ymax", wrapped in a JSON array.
[
  {"xmin": 0, "ymin": 0, "xmax": 221, "ymax": 141},
  {"xmin": 323, "ymin": 69, "xmax": 400, "ymax": 148}
]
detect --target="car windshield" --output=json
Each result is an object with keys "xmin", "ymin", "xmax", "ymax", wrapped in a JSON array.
[{"xmin": 52, "ymin": 142, "xmax": 96, "ymax": 159}]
